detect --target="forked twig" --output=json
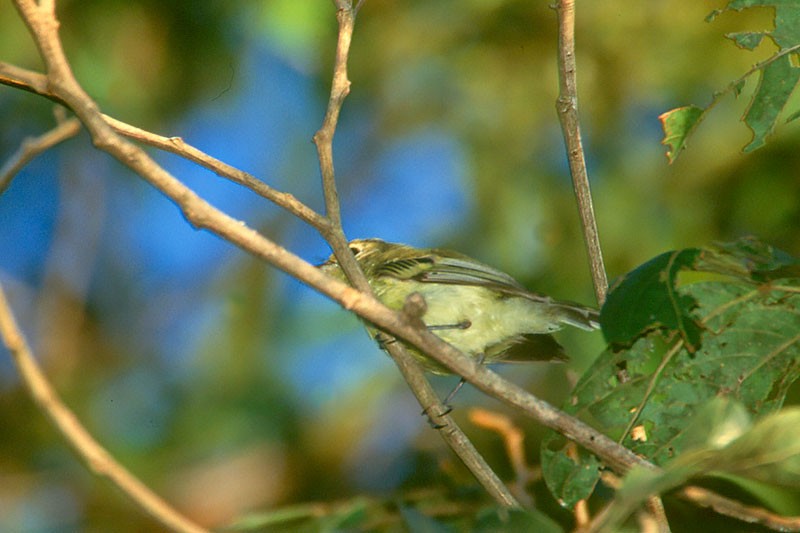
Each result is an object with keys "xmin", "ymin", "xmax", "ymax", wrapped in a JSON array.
[
  {"xmin": 309, "ymin": 0, "xmax": 520, "ymax": 508},
  {"xmin": 0, "ymin": 115, "xmax": 80, "ymax": 195}
]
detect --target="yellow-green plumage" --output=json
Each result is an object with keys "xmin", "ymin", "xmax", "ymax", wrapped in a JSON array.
[{"xmin": 320, "ymin": 238, "xmax": 599, "ymax": 374}]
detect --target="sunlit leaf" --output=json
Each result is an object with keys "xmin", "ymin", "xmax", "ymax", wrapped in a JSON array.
[
  {"xmin": 665, "ymin": 1, "xmax": 800, "ymax": 158},
  {"xmin": 726, "ymin": 31, "xmax": 766, "ymax": 50},
  {"xmin": 658, "ymin": 106, "xmax": 704, "ymax": 163},
  {"xmin": 742, "ymin": 55, "xmax": 800, "ymax": 152}
]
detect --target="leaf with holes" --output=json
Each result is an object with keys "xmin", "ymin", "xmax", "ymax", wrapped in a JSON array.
[{"xmin": 542, "ymin": 238, "xmax": 800, "ymax": 508}]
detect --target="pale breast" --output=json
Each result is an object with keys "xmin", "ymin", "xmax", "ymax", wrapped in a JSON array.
[{"xmin": 411, "ymin": 284, "xmax": 564, "ymax": 357}]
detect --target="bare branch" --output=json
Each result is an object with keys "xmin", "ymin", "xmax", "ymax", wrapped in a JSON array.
[
  {"xmin": 470, "ymin": 409, "xmax": 539, "ymax": 508},
  {"xmin": 385, "ymin": 340, "xmax": 521, "ymax": 508},
  {"xmin": 554, "ymin": 0, "xmax": 608, "ymax": 305},
  {"xmin": 680, "ymin": 486, "xmax": 800, "ymax": 532},
  {"xmin": 308, "ymin": 1, "xmax": 520, "ymax": 507},
  {"xmin": 0, "ymin": 63, "xmax": 328, "ymax": 230},
  {"xmin": 0, "ymin": 116, "xmax": 80, "ymax": 195},
  {"xmin": 0, "ymin": 285, "xmax": 208, "ymax": 533},
  {"xmin": 101, "ymin": 115, "xmax": 329, "ymax": 230},
  {"xmin": 313, "ymin": 1, "xmax": 356, "ymax": 232},
  {"xmin": 0, "ymin": 61, "xmax": 68, "ymax": 106}
]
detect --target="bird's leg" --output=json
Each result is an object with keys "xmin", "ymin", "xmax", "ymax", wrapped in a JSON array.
[
  {"xmin": 383, "ymin": 319, "xmax": 474, "ymax": 428},
  {"xmin": 442, "ymin": 379, "xmax": 466, "ymax": 406},
  {"xmin": 441, "ymin": 352, "xmax": 485, "ymax": 407},
  {"xmin": 374, "ymin": 319, "xmax": 470, "ymax": 352},
  {"xmin": 426, "ymin": 319, "xmax": 472, "ymax": 332}
]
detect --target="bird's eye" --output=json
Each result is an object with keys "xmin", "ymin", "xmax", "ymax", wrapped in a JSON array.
[{"xmin": 349, "ymin": 245, "xmax": 362, "ymax": 256}]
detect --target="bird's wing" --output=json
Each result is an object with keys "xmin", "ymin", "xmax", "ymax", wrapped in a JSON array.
[
  {"xmin": 376, "ymin": 253, "xmax": 601, "ymax": 330},
  {"xmin": 376, "ymin": 254, "xmax": 529, "ymax": 294}
]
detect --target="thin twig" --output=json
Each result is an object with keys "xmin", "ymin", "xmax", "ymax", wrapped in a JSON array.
[
  {"xmin": 0, "ymin": 285, "xmax": 208, "ymax": 533},
  {"xmin": 554, "ymin": 0, "xmax": 608, "ymax": 305},
  {"xmin": 314, "ymin": 0, "xmax": 354, "ymax": 232},
  {"xmin": 308, "ymin": 0, "xmax": 520, "ymax": 507},
  {"xmin": 645, "ymin": 496, "xmax": 671, "ymax": 533},
  {"xmin": 0, "ymin": 116, "xmax": 81, "ymax": 195},
  {"xmin": 470, "ymin": 408, "xmax": 539, "ymax": 508},
  {"xmin": 102, "ymin": 115, "xmax": 329, "ymax": 230},
  {"xmin": 680, "ymin": 486, "xmax": 800, "ymax": 532},
  {"xmin": 387, "ymin": 341, "xmax": 521, "ymax": 508},
  {"xmin": 0, "ymin": 63, "xmax": 328, "ymax": 231},
  {"xmin": 0, "ymin": 60, "xmax": 69, "ymax": 106}
]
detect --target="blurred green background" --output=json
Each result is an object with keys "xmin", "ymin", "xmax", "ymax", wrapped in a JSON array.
[{"xmin": 1, "ymin": 0, "xmax": 799, "ymax": 530}]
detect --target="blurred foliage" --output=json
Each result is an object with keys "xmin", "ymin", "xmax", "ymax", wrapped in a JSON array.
[
  {"xmin": 593, "ymin": 398, "xmax": 800, "ymax": 532},
  {"xmin": 1, "ymin": 0, "xmax": 800, "ymax": 531}
]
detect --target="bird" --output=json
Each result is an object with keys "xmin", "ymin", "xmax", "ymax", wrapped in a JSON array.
[{"xmin": 319, "ymin": 238, "xmax": 599, "ymax": 375}]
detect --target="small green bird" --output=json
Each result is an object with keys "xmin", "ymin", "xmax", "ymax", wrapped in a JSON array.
[{"xmin": 320, "ymin": 238, "xmax": 599, "ymax": 375}]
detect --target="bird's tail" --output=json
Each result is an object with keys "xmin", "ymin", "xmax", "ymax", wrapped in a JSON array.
[{"xmin": 556, "ymin": 302, "xmax": 600, "ymax": 331}]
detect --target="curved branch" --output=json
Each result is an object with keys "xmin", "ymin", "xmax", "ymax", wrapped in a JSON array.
[
  {"xmin": 0, "ymin": 285, "xmax": 208, "ymax": 533},
  {"xmin": 101, "ymin": 115, "xmax": 329, "ymax": 230},
  {"xmin": 314, "ymin": 0, "xmax": 356, "ymax": 232},
  {"xmin": 0, "ymin": 115, "xmax": 80, "ymax": 195},
  {"xmin": 680, "ymin": 485, "xmax": 800, "ymax": 531}
]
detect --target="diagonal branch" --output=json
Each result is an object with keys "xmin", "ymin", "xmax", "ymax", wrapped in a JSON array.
[
  {"xmin": 308, "ymin": 0, "xmax": 520, "ymax": 508},
  {"xmin": 0, "ymin": 285, "xmax": 208, "ymax": 533},
  {"xmin": 0, "ymin": 114, "xmax": 80, "ymax": 195},
  {"xmin": 0, "ymin": 62, "xmax": 327, "ymax": 230},
  {"xmin": 680, "ymin": 485, "xmax": 800, "ymax": 531},
  {"xmin": 101, "ymin": 115, "xmax": 329, "ymax": 230}
]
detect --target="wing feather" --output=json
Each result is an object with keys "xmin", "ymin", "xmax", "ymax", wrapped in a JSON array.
[
  {"xmin": 377, "ymin": 254, "xmax": 528, "ymax": 292},
  {"xmin": 376, "ymin": 252, "xmax": 600, "ymax": 330}
]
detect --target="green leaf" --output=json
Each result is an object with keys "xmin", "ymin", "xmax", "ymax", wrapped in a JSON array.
[
  {"xmin": 541, "ymin": 238, "xmax": 800, "ymax": 509},
  {"xmin": 742, "ymin": 54, "xmax": 800, "ymax": 152},
  {"xmin": 658, "ymin": 106, "xmax": 704, "ymax": 163},
  {"xmin": 601, "ymin": 248, "xmax": 703, "ymax": 350},
  {"xmin": 541, "ymin": 437, "xmax": 604, "ymax": 506},
  {"xmin": 726, "ymin": 31, "xmax": 766, "ymax": 50},
  {"xmin": 715, "ymin": 408, "xmax": 800, "ymax": 487},
  {"xmin": 668, "ymin": 2, "xmax": 800, "ymax": 157},
  {"xmin": 577, "ymin": 398, "xmax": 749, "ymax": 530},
  {"xmin": 677, "ymin": 396, "xmax": 752, "ymax": 450},
  {"xmin": 698, "ymin": 236, "xmax": 800, "ymax": 281}
]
